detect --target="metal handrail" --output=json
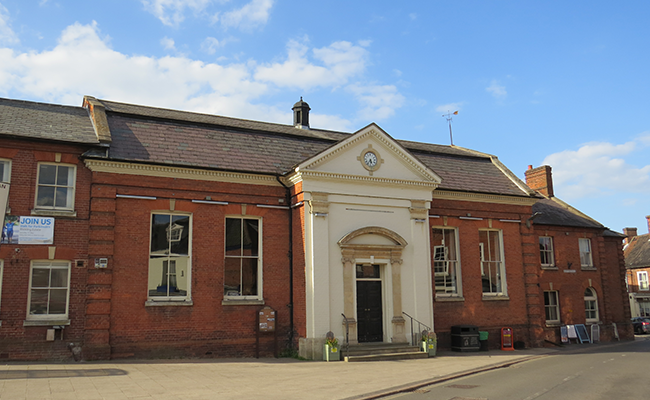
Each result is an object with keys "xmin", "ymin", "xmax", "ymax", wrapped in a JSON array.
[
  {"xmin": 341, "ymin": 313, "xmax": 350, "ymax": 359},
  {"xmin": 402, "ymin": 312, "xmax": 431, "ymax": 346}
]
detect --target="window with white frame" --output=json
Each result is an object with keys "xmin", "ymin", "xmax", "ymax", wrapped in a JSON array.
[
  {"xmin": 579, "ymin": 238, "xmax": 593, "ymax": 268},
  {"xmin": 432, "ymin": 227, "xmax": 461, "ymax": 295},
  {"xmin": 584, "ymin": 287, "xmax": 599, "ymax": 323},
  {"xmin": 27, "ymin": 261, "xmax": 71, "ymax": 320},
  {"xmin": 35, "ymin": 163, "xmax": 76, "ymax": 210},
  {"xmin": 0, "ymin": 159, "xmax": 10, "ymax": 183},
  {"xmin": 539, "ymin": 237, "xmax": 555, "ymax": 267},
  {"xmin": 638, "ymin": 271, "xmax": 649, "ymax": 291},
  {"xmin": 224, "ymin": 217, "xmax": 261, "ymax": 298},
  {"xmin": 544, "ymin": 290, "xmax": 560, "ymax": 323},
  {"xmin": 148, "ymin": 213, "xmax": 191, "ymax": 301},
  {"xmin": 479, "ymin": 229, "xmax": 507, "ymax": 296}
]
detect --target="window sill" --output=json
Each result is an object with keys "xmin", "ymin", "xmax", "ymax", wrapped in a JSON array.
[
  {"xmin": 435, "ymin": 295, "xmax": 465, "ymax": 302},
  {"xmin": 31, "ymin": 209, "xmax": 77, "ymax": 218},
  {"xmin": 581, "ymin": 267, "xmax": 597, "ymax": 271},
  {"xmin": 24, "ymin": 319, "xmax": 70, "ymax": 327},
  {"xmin": 222, "ymin": 299, "xmax": 265, "ymax": 306},
  {"xmin": 545, "ymin": 322, "xmax": 561, "ymax": 328},
  {"xmin": 541, "ymin": 266, "xmax": 558, "ymax": 270},
  {"xmin": 145, "ymin": 300, "xmax": 193, "ymax": 307},
  {"xmin": 482, "ymin": 295, "xmax": 510, "ymax": 301}
]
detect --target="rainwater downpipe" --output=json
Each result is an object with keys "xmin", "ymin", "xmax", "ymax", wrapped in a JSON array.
[{"xmin": 276, "ymin": 176, "xmax": 295, "ymax": 350}]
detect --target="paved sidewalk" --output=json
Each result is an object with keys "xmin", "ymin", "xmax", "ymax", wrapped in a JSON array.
[{"xmin": 0, "ymin": 347, "xmax": 559, "ymax": 400}]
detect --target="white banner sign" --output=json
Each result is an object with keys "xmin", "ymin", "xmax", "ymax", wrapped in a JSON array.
[{"xmin": 2, "ymin": 216, "xmax": 55, "ymax": 245}]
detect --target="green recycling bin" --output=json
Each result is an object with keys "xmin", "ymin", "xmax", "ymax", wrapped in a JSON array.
[{"xmin": 479, "ymin": 331, "xmax": 489, "ymax": 351}]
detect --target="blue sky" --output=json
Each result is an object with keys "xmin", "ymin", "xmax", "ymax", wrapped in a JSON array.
[{"xmin": 1, "ymin": 0, "xmax": 649, "ymax": 233}]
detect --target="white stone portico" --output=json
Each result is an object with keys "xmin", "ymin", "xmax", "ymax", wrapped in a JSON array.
[{"xmin": 291, "ymin": 124, "xmax": 441, "ymax": 359}]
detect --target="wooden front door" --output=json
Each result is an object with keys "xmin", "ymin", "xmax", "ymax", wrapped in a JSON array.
[{"xmin": 356, "ymin": 280, "xmax": 383, "ymax": 342}]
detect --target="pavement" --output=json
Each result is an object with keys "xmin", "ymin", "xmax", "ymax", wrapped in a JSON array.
[{"xmin": 0, "ymin": 338, "xmax": 644, "ymax": 400}]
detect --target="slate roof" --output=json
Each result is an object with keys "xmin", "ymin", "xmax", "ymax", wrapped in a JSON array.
[
  {"xmin": 625, "ymin": 233, "xmax": 650, "ymax": 269},
  {"xmin": 93, "ymin": 98, "xmax": 531, "ymax": 198},
  {"xmin": 532, "ymin": 198, "xmax": 605, "ymax": 229},
  {"xmin": 0, "ymin": 97, "xmax": 99, "ymax": 144}
]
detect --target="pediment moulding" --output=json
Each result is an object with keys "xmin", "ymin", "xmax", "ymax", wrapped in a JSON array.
[
  {"xmin": 297, "ymin": 127, "xmax": 442, "ymax": 184},
  {"xmin": 287, "ymin": 170, "xmax": 440, "ymax": 190}
]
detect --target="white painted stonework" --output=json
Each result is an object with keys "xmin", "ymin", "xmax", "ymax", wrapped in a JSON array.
[{"xmin": 292, "ymin": 124, "xmax": 440, "ymax": 359}]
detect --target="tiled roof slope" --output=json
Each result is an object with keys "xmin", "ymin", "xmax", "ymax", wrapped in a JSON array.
[
  {"xmin": 95, "ymin": 98, "xmax": 531, "ymax": 197},
  {"xmin": 0, "ymin": 97, "xmax": 98, "ymax": 144},
  {"xmin": 625, "ymin": 233, "xmax": 650, "ymax": 269},
  {"xmin": 532, "ymin": 198, "xmax": 605, "ymax": 229}
]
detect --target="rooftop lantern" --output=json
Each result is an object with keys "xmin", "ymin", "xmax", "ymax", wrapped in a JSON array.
[{"xmin": 292, "ymin": 97, "xmax": 310, "ymax": 129}]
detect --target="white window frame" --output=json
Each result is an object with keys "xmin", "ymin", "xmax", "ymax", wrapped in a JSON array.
[
  {"xmin": 539, "ymin": 236, "xmax": 555, "ymax": 267},
  {"xmin": 0, "ymin": 158, "xmax": 11, "ymax": 183},
  {"xmin": 224, "ymin": 216, "xmax": 263, "ymax": 300},
  {"xmin": 544, "ymin": 290, "xmax": 560, "ymax": 324},
  {"xmin": 26, "ymin": 260, "xmax": 71, "ymax": 321},
  {"xmin": 432, "ymin": 227, "xmax": 462, "ymax": 296},
  {"xmin": 584, "ymin": 287, "xmax": 599, "ymax": 323},
  {"xmin": 147, "ymin": 212, "xmax": 192, "ymax": 303},
  {"xmin": 638, "ymin": 271, "xmax": 649, "ymax": 291},
  {"xmin": 479, "ymin": 229, "xmax": 507, "ymax": 297},
  {"xmin": 34, "ymin": 162, "xmax": 76, "ymax": 211},
  {"xmin": 579, "ymin": 238, "xmax": 593, "ymax": 268}
]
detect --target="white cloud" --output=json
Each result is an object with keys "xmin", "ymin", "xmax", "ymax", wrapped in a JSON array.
[
  {"xmin": 217, "ymin": 0, "xmax": 273, "ymax": 30},
  {"xmin": 160, "ymin": 36, "xmax": 176, "ymax": 50},
  {"xmin": 347, "ymin": 83, "xmax": 405, "ymax": 121},
  {"xmin": 0, "ymin": 4, "xmax": 18, "ymax": 45},
  {"xmin": 486, "ymin": 79, "xmax": 507, "ymax": 99},
  {"xmin": 141, "ymin": 0, "xmax": 215, "ymax": 27},
  {"xmin": 0, "ymin": 21, "xmax": 402, "ymax": 131},
  {"xmin": 254, "ymin": 39, "xmax": 368, "ymax": 89},
  {"xmin": 200, "ymin": 37, "xmax": 222, "ymax": 54},
  {"xmin": 542, "ymin": 137, "xmax": 650, "ymax": 200},
  {"xmin": 409, "ymin": 13, "xmax": 417, "ymax": 20},
  {"xmin": 435, "ymin": 103, "xmax": 462, "ymax": 113}
]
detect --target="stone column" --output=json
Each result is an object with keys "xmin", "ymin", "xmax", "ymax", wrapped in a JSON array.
[{"xmin": 341, "ymin": 250, "xmax": 358, "ymax": 344}]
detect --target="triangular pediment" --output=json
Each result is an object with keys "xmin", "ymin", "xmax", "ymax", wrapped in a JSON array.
[{"xmin": 292, "ymin": 123, "xmax": 441, "ymax": 188}]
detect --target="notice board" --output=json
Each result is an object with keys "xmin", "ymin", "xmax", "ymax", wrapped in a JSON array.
[{"xmin": 258, "ymin": 306, "xmax": 276, "ymax": 332}]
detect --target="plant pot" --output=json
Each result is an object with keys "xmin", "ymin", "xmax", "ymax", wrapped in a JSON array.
[
  {"xmin": 422, "ymin": 340, "xmax": 437, "ymax": 357},
  {"xmin": 323, "ymin": 344, "xmax": 340, "ymax": 361}
]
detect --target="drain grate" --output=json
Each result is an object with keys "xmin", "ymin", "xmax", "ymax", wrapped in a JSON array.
[
  {"xmin": 449, "ymin": 397, "xmax": 487, "ymax": 400},
  {"xmin": 446, "ymin": 384, "xmax": 479, "ymax": 389}
]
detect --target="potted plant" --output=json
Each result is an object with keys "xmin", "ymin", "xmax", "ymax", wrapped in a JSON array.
[
  {"xmin": 323, "ymin": 332, "xmax": 340, "ymax": 361},
  {"xmin": 421, "ymin": 331, "xmax": 437, "ymax": 357}
]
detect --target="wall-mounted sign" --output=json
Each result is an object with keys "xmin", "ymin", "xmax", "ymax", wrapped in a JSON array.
[{"xmin": 2, "ymin": 216, "xmax": 55, "ymax": 245}]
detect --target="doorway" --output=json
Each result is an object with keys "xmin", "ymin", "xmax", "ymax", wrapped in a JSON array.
[{"xmin": 356, "ymin": 264, "xmax": 383, "ymax": 342}]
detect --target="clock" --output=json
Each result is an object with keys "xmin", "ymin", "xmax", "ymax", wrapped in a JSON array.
[{"xmin": 364, "ymin": 151, "xmax": 378, "ymax": 168}]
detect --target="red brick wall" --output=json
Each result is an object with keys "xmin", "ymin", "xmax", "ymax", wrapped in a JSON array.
[
  {"xmin": 0, "ymin": 140, "xmax": 93, "ymax": 361},
  {"xmin": 90, "ymin": 171, "xmax": 293, "ymax": 358},
  {"xmin": 431, "ymin": 200, "xmax": 533, "ymax": 349}
]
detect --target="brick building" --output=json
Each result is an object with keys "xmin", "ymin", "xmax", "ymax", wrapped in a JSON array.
[
  {"xmin": 0, "ymin": 96, "xmax": 633, "ymax": 361},
  {"xmin": 0, "ymin": 98, "xmax": 106, "ymax": 360},
  {"xmin": 623, "ymin": 217, "xmax": 650, "ymax": 317}
]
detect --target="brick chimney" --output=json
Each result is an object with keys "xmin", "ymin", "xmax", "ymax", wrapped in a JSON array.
[
  {"xmin": 647, "ymin": 215, "xmax": 650, "ymax": 234},
  {"xmin": 623, "ymin": 227, "xmax": 638, "ymax": 245},
  {"xmin": 525, "ymin": 165, "xmax": 554, "ymax": 197}
]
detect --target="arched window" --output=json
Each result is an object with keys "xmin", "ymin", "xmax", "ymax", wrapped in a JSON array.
[{"xmin": 584, "ymin": 287, "xmax": 599, "ymax": 323}]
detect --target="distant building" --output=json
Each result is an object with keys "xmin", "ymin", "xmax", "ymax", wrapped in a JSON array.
[
  {"xmin": 623, "ymin": 220, "xmax": 650, "ymax": 317},
  {"xmin": 0, "ymin": 96, "xmax": 633, "ymax": 361}
]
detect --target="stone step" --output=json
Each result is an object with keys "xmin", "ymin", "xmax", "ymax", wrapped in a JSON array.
[
  {"xmin": 340, "ymin": 343, "xmax": 428, "ymax": 362},
  {"xmin": 344, "ymin": 351, "xmax": 428, "ymax": 362}
]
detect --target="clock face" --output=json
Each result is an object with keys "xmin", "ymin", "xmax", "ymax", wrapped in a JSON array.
[{"xmin": 364, "ymin": 151, "xmax": 378, "ymax": 167}]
